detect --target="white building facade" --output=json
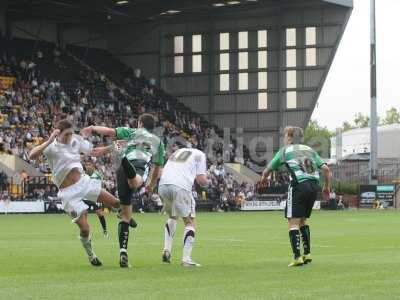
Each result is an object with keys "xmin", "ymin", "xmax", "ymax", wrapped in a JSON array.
[{"xmin": 331, "ymin": 124, "xmax": 400, "ymax": 160}]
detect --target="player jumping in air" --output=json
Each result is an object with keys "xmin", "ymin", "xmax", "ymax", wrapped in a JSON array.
[
  {"xmin": 81, "ymin": 113, "xmax": 165, "ymax": 268},
  {"xmin": 158, "ymin": 142, "xmax": 208, "ymax": 267},
  {"xmin": 260, "ymin": 126, "xmax": 331, "ymax": 267},
  {"xmin": 29, "ymin": 118, "xmax": 120, "ymax": 267}
]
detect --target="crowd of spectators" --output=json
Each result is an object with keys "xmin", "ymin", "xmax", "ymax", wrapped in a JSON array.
[
  {"xmin": 205, "ymin": 160, "xmax": 255, "ymax": 211},
  {"xmin": 0, "ymin": 40, "xmax": 274, "ymax": 207}
]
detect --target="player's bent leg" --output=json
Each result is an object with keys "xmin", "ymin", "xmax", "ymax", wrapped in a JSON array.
[
  {"xmin": 97, "ymin": 189, "xmax": 120, "ymax": 209},
  {"xmin": 75, "ymin": 213, "xmax": 102, "ymax": 266},
  {"xmin": 118, "ymin": 204, "xmax": 132, "ymax": 268},
  {"xmin": 127, "ymin": 175, "xmax": 143, "ymax": 190},
  {"xmin": 121, "ymin": 157, "xmax": 144, "ymax": 189},
  {"xmin": 162, "ymin": 216, "xmax": 177, "ymax": 263},
  {"xmin": 288, "ymin": 218, "xmax": 303, "ymax": 267},
  {"xmin": 181, "ymin": 216, "xmax": 200, "ymax": 267},
  {"xmin": 300, "ymin": 218, "xmax": 312, "ymax": 264}
]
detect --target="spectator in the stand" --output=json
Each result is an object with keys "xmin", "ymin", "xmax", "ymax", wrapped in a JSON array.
[
  {"xmin": 0, "ymin": 171, "xmax": 8, "ymax": 191},
  {"xmin": 37, "ymin": 50, "xmax": 43, "ymax": 59},
  {"xmin": 235, "ymin": 191, "xmax": 246, "ymax": 209},
  {"xmin": 329, "ymin": 189, "xmax": 336, "ymax": 202},
  {"xmin": 221, "ymin": 191, "xmax": 229, "ymax": 212},
  {"xmin": 337, "ymin": 195, "xmax": 345, "ymax": 210}
]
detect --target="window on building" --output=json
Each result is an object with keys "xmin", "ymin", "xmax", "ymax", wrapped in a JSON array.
[
  {"xmin": 220, "ymin": 74, "xmax": 230, "ymax": 91},
  {"xmin": 287, "ymin": 91, "xmax": 297, "ymax": 109},
  {"xmin": 192, "ymin": 55, "xmax": 202, "ymax": 72},
  {"xmin": 306, "ymin": 27, "xmax": 316, "ymax": 46},
  {"xmin": 174, "ymin": 36, "xmax": 184, "ymax": 54},
  {"xmin": 258, "ymin": 92, "xmax": 268, "ymax": 109},
  {"xmin": 220, "ymin": 53, "xmax": 229, "ymax": 70},
  {"xmin": 238, "ymin": 52, "xmax": 248, "ymax": 70},
  {"xmin": 192, "ymin": 34, "xmax": 202, "ymax": 52},
  {"xmin": 306, "ymin": 48, "xmax": 317, "ymax": 66},
  {"xmin": 174, "ymin": 56, "xmax": 184, "ymax": 74},
  {"xmin": 238, "ymin": 31, "xmax": 248, "ymax": 49},
  {"xmin": 286, "ymin": 28, "xmax": 296, "ymax": 47},
  {"xmin": 258, "ymin": 30, "xmax": 267, "ymax": 48},
  {"xmin": 220, "ymin": 32, "xmax": 230, "ymax": 50},
  {"xmin": 286, "ymin": 49, "xmax": 296, "ymax": 67},
  {"xmin": 258, "ymin": 50, "xmax": 267, "ymax": 68},
  {"xmin": 238, "ymin": 72, "xmax": 248, "ymax": 90},
  {"xmin": 258, "ymin": 72, "xmax": 267, "ymax": 90},
  {"xmin": 286, "ymin": 70, "xmax": 297, "ymax": 89}
]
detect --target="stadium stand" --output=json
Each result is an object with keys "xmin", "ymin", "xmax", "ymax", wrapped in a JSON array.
[{"xmin": 0, "ymin": 37, "xmax": 272, "ymax": 210}]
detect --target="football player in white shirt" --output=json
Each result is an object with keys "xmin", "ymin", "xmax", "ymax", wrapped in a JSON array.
[
  {"xmin": 158, "ymin": 142, "xmax": 209, "ymax": 267},
  {"xmin": 29, "ymin": 119, "xmax": 120, "ymax": 267}
]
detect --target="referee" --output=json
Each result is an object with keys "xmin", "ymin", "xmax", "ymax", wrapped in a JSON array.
[{"xmin": 260, "ymin": 126, "xmax": 331, "ymax": 267}]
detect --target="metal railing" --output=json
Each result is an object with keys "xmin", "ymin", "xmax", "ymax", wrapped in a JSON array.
[
  {"xmin": 330, "ymin": 161, "xmax": 400, "ymax": 184},
  {"xmin": 0, "ymin": 176, "xmax": 57, "ymax": 197}
]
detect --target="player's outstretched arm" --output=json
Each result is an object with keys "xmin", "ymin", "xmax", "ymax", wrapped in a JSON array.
[
  {"xmin": 90, "ymin": 145, "xmax": 113, "ymax": 157},
  {"xmin": 28, "ymin": 129, "xmax": 60, "ymax": 160},
  {"xmin": 81, "ymin": 126, "xmax": 116, "ymax": 138},
  {"xmin": 146, "ymin": 165, "xmax": 162, "ymax": 194},
  {"xmin": 261, "ymin": 168, "xmax": 272, "ymax": 183}
]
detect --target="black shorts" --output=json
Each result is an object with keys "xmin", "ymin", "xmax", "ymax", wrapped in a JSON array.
[
  {"xmin": 82, "ymin": 200, "xmax": 102, "ymax": 211},
  {"xmin": 285, "ymin": 180, "xmax": 320, "ymax": 219},
  {"xmin": 117, "ymin": 159, "xmax": 148, "ymax": 205}
]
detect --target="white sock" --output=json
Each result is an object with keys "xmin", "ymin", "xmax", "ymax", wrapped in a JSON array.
[
  {"xmin": 164, "ymin": 218, "xmax": 177, "ymax": 253},
  {"xmin": 79, "ymin": 235, "xmax": 95, "ymax": 259},
  {"xmin": 182, "ymin": 226, "xmax": 195, "ymax": 262}
]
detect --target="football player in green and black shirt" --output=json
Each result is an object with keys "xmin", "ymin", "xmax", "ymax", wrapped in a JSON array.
[
  {"xmin": 83, "ymin": 160, "xmax": 109, "ymax": 238},
  {"xmin": 82, "ymin": 114, "xmax": 165, "ymax": 268},
  {"xmin": 260, "ymin": 126, "xmax": 331, "ymax": 267}
]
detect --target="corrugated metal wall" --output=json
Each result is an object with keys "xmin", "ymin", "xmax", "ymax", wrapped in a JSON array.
[{"xmin": 106, "ymin": 2, "xmax": 351, "ymax": 154}]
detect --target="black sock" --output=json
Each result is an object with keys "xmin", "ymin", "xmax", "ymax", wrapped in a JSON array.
[
  {"xmin": 300, "ymin": 225, "xmax": 310, "ymax": 255},
  {"xmin": 98, "ymin": 215, "xmax": 107, "ymax": 231},
  {"xmin": 118, "ymin": 221, "xmax": 130, "ymax": 253},
  {"xmin": 129, "ymin": 218, "xmax": 138, "ymax": 228},
  {"xmin": 289, "ymin": 229, "xmax": 301, "ymax": 259},
  {"xmin": 121, "ymin": 157, "xmax": 136, "ymax": 179}
]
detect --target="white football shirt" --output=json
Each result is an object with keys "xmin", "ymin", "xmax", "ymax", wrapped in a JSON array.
[
  {"xmin": 159, "ymin": 148, "xmax": 207, "ymax": 192},
  {"xmin": 43, "ymin": 134, "xmax": 93, "ymax": 188}
]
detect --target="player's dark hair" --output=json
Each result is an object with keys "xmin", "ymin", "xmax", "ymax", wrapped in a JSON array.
[
  {"xmin": 138, "ymin": 113, "xmax": 155, "ymax": 131},
  {"xmin": 56, "ymin": 119, "xmax": 73, "ymax": 132},
  {"xmin": 284, "ymin": 126, "xmax": 304, "ymax": 144}
]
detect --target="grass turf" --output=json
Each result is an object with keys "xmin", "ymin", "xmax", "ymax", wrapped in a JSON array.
[{"xmin": 0, "ymin": 210, "xmax": 400, "ymax": 300}]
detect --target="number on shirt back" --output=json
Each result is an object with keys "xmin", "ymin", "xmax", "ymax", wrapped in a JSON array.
[
  {"xmin": 297, "ymin": 156, "xmax": 316, "ymax": 174},
  {"xmin": 171, "ymin": 150, "xmax": 192, "ymax": 162}
]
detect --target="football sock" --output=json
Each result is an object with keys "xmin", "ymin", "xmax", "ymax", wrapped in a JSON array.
[
  {"xmin": 121, "ymin": 157, "xmax": 136, "ymax": 179},
  {"xmin": 98, "ymin": 215, "xmax": 107, "ymax": 232},
  {"xmin": 164, "ymin": 218, "xmax": 177, "ymax": 253},
  {"xmin": 289, "ymin": 229, "xmax": 301, "ymax": 259},
  {"xmin": 300, "ymin": 225, "xmax": 311, "ymax": 255},
  {"xmin": 182, "ymin": 226, "xmax": 195, "ymax": 262},
  {"xmin": 118, "ymin": 221, "xmax": 130, "ymax": 253},
  {"xmin": 129, "ymin": 218, "xmax": 138, "ymax": 228},
  {"xmin": 79, "ymin": 234, "xmax": 95, "ymax": 258}
]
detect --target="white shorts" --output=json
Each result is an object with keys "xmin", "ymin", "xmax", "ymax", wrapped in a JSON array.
[
  {"xmin": 57, "ymin": 174, "xmax": 102, "ymax": 222},
  {"xmin": 159, "ymin": 184, "xmax": 195, "ymax": 218}
]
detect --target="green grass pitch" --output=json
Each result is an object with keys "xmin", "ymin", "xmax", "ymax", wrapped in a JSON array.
[{"xmin": 1, "ymin": 210, "xmax": 399, "ymax": 300}]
